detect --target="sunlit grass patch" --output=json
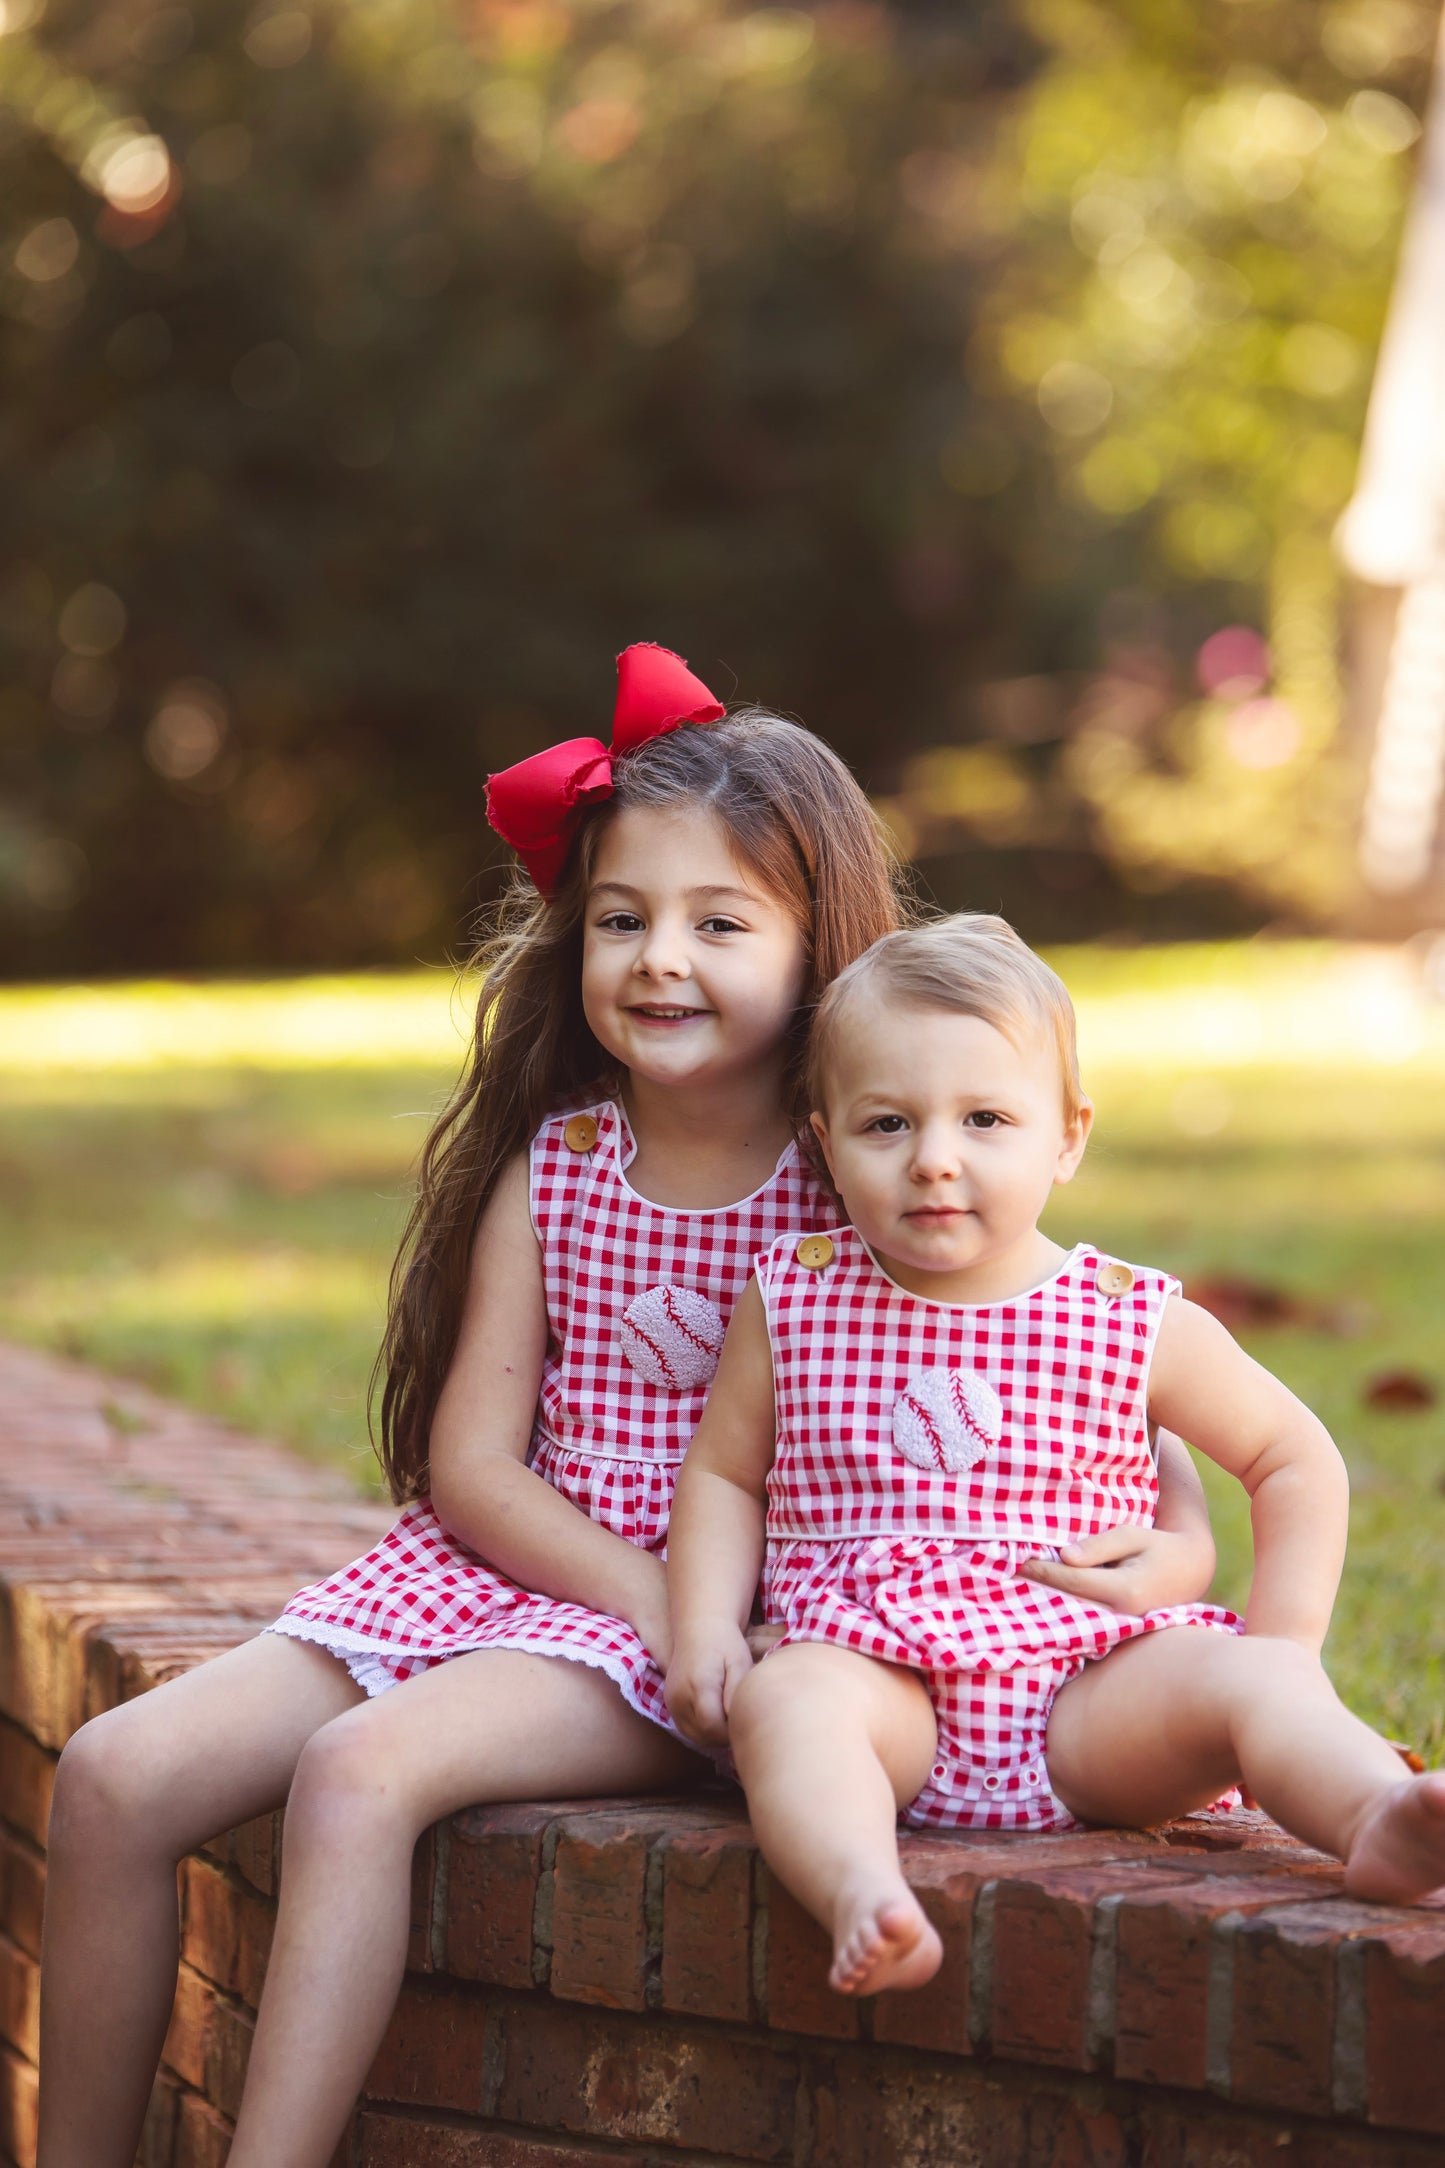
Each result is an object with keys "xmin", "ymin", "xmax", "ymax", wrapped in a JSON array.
[{"xmin": 1, "ymin": 946, "xmax": 1443, "ymax": 1753}]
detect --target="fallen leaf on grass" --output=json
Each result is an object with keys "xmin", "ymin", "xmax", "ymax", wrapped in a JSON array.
[
  {"xmin": 1186, "ymin": 1276, "xmax": 1369, "ymax": 1338},
  {"xmin": 1363, "ymin": 1369, "xmax": 1438, "ymax": 1413}
]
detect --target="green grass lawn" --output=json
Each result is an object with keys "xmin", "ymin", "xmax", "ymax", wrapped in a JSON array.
[{"xmin": 1, "ymin": 943, "xmax": 1442, "ymax": 1756}]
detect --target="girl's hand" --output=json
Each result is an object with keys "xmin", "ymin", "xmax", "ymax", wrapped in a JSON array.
[
  {"xmin": 665, "ymin": 1625, "xmax": 755, "ymax": 1747},
  {"xmin": 1020, "ymin": 1521, "xmax": 1214, "ymax": 1616},
  {"xmin": 745, "ymin": 1621, "xmax": 787, "ymax": 1658}
]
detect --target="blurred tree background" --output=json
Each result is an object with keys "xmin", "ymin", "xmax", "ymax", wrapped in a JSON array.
[{"xmin": 0, "ymin": 0, "xmax": 1436, "ymax": 976}]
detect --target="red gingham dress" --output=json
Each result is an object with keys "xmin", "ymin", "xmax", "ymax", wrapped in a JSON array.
[
  {"xmin": 757, "ymin": 1229, "xmax": 1242, "ymax": 1831},
  {"xmin": 269, "ymin": 1100, "xmax": 836, "ymax": 1730}
]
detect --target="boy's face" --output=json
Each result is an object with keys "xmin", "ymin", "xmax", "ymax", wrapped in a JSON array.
[{"xmin": 810, "ymin": 994, "xmax": 1092, "ymax": 1291}]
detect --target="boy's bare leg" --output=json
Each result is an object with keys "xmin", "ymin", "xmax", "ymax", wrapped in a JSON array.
[
  {"xmin": 224, "ymin": 1650, "xmax": 701, "ymax": 2168},
  {"xmin": 1046, "ymin": 1627, "xmax": 1445, "ymax": 1899},
  {"xmin": 727, "ymin": 1642, "xmax": 941, "ymax": 1995},
  {"xmin": 38, "ymin": 1632, "xmax": 364, "ymax": 2168}
]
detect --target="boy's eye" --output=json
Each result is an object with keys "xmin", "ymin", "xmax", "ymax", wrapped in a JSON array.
[{"xmin": 966, "ymin": 1111, "xmax": 1003, "ymax": 1129}]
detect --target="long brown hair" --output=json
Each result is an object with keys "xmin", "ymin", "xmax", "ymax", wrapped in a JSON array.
[{"xmin": 373, "ymin": 710, "xmax": 909, "ymax": 1502}]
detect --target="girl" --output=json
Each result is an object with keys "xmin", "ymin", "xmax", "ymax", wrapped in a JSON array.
[
  {"xmin": 666, "ymin": 915, "xmax": 1445, "ymax": 1999},
  {"xmin": 39, "ymin": 658, "xmax": 1214, "ymax": 2168}
]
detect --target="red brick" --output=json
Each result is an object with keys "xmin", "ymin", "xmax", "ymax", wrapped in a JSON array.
[
  {"xmin": 0, "ymin": 1829, "xmax": 44, "ymax": 1961},
  {"xmin": 486, "ymin": 1992, "xmax": 799, "ymax": 2161},
  {"xmin": 1362, "ymin": 1917, "xmax": 1445, "ymax": 2135},
  {"xmin": 990, "ymin": 1864, "xmax": 1193, "ymax": 2072},
  {"xmin": 548, "ymin": 1813, "xmax": 652, "ymax": 2011},
  {"xmin": 764, "ymin": 1874, "xmax": 858, "ymax": 2040},
  {"xmin": 445, "ymin": 1803, "xmax": 555, "ymax": 1989},
  {"xmin": 659, "ymin": 1820, "xmax": 755, "ymax": 2023},
  {"xmin": 208, "ymin": 1991, "xmax": 257, "ymax": 2122},
  {"xmin": 175, "ymin": 2090, "xmax": 234, "ymax": 2168},
  {"xmin": 232, "ymin": 1811, "xmax": 280, "ymax": 1898},
  {"xmin": 161, "ymin": 1961, "xmax": 215, "ymax": 2091},
  {"xmin": 0, "ymin": 1934, "xmax": 40, "ymax": 2066},
  {"xmin": 808, "ymin": 2051, "xmax": 1029, "ymax": 2167},
  {"xmin": 0, "ymin": 1721, "xmax": 54, "ymax": 1849},
  {"xmin": 365, "ymin": 1979, "xmax": 489, "ymax": 2112},
  {"xmin": 0, "ymin": 2041, "xmax": 39, "ymax": 2168},
  {"xmin": 358, "ymin": 2115, "xmax": 629, "ymax": 2167},
  {"xmin": 1228, "ymin": 1899, "xmax": 1401, "ymax": 2117},
  {"xmin": 1114, "ymin": 1871, "xmax": 1339, "ymax": 2089},
  {"xmin": 178, "ymin": 1855, "xmax": 275, "ymax": 2004},
  {"xmin": 871, "ymin": 1852, "xmax": 979, "ymax": 2054}
]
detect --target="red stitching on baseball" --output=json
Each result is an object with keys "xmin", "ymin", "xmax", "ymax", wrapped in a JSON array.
[
  {"xmin": 947, "ymin": 1376, "xmax": 994, "ymax": 1454},
  {"xmin": 660, "ymin": 1288, "xmax": 721, "ymax": 1359},
  {"xmin": 624, "ymin": 1317, "xmax": 677, "ymax": 1388},
  {"xmin": 900, "ymin": 1393, "xmax": 947, "ymax": 1471}
]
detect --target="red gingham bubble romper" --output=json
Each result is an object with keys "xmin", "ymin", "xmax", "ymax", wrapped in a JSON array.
[
  {"xmin": 268, "ymin": 1100, "xmax": 836, "ymax": 1733},
  {"xmin": 757, "ymin": 1228, "xmax": 1242, "ymax": 1832}
]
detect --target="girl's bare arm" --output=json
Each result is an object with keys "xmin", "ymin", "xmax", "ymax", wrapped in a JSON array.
[
  {"xmin": 664, "ymin": 1279, "xmax": 778, "ymax": 1743},
  {"xmin": 1147, "ymin": 1296, "xmax": 1349, "ymax": 1651},
  {"xmin": 426, "ymin": 1153, "xmax": 673, "ymax": 1658}
]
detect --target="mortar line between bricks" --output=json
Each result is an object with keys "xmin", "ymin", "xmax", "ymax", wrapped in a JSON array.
[
  {"xmin": 967, "ymin": 1878, "xmax": 997, "ymax": 2052},
  {"xmin": 1205, "ymin": 1910, "xmax": 1242, "ymax": 2096},
  {"xmin": 531, "ymin": 1817, "xmax": 560, "ymax": 1989},
  {"xmin": 429, "ymin": 1820, "xmax": 451, "ymax": 1973},
  {"xmin": 1086, "ymin": 1890, "xmax": 1123, "ymax": 2071},
  {"xmin": 1332, "ymin": 1934, "xmax": 1368, "ymax": 2120},
  {"xmin": 642, "ymin": 1833, "xmax": 665, "ymax": 2011},
  {"xmin": 750, "ymin": 1850, "xmax": 770, "ymax": 2027}
]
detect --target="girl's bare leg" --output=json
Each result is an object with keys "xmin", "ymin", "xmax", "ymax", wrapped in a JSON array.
[
  {"xmin": 38, "ymin": 1632, "xmax": 363, "ymax": 2168},
  {"xmin": 225, "ymin": 1650, "xmax": 702, "ymax": 2168},
  {"xmin": 727, "ymin": 1643, "xmax": 940, "ymax": 1997},
  {"xmin": 1046, "ymin": 1627, "xmax": 1445, "ymax": 1899}
]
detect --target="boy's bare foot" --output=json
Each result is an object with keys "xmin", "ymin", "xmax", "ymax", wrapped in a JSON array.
[
  {"xmin": 829, "ymin": 1875, "xmax": 943, "ymax": 1996},
  {"xmin": 1345, "ymin": 1772, "xmax": 1445, "ymax": 1903}
]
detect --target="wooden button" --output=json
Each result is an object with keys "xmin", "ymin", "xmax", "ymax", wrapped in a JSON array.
[
  {"xmin": 795, "ymin": 1234, "xmax": 835, "ymax": 1271},
  {"xmin": 563, "ymin": 1114, "xmax": 599, "ymax": 1153},
  {"xmin": 1096, "ymin": 1261, "xmax": 1135, "ymax": 1298}
]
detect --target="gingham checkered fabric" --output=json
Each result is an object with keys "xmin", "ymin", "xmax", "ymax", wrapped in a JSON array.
[
  {"xmin": 270, "ymin": 1101, "xmax": 835, "ymax": 1719},
  {"xmin": 757, "ymin": 1233, "xmax": 1242, "ymax": 1830},
  {"xmin": 761, "ymin": 1229, "xmax": 1182, "ymax": 1546}
]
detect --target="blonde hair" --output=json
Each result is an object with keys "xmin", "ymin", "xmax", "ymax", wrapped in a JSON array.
[{"xmin": 807, "ymin": 913, "xmax": 1085, "ymax": 1121}]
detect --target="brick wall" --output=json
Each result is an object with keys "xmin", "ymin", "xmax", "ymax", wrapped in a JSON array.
[{"xmin": 2, "ymin": 1340, "xmax": 1444, "ymax": 2167}]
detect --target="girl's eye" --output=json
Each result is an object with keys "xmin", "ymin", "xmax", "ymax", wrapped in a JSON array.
[
  {"xmin": 867, "ymin": 1115, "xmax": 908, "ymax": 1134},
  {"xmin": 698, "ymin": 915, "xmax": 745, "ymax": 935},
  {"xmin": 597, "ymin": 911, "xmax": 644, "ymax": 933}
]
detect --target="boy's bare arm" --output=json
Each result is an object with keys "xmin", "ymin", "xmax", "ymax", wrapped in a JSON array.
[{"xmin": 1148, "ymin": 1296, "xmax": 1349, "ymax": 1651}]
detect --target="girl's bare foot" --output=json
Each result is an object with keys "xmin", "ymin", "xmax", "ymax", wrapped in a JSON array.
[
  {"xmin": 829, "ymin": 1875, "xmax": 943, "ymax": 1996},
  {"xmin": 1345, "ymin": 1773, "xmax": 1445, "ymax": 1903}
]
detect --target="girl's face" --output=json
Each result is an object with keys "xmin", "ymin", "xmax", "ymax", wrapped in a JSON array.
[
  {"xmin": 810, "ymin": 995, "xmax": 1092, "ymax": 1293},
  {"xmin": 582, "ymin": 802, "xmax": 809, "ymax": 1095}
]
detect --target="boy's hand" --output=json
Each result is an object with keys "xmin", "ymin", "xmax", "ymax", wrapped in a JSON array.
[
  {"xmin": 1020, "ymin": 1522, "xmax": 1214, "ymax": 1615},
  {"xmin": 665, "ymin": 1625, "xmax": 755, "ymax": 1747}
]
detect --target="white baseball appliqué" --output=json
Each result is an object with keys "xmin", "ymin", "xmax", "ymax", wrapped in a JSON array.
[
  {"xmin": 892, "ymin": 1366, "xmax": 1003, "ymax": 1476},
  {"xmin": 620, "ymin": 1285, "xmax": 726, "ymax": 1391}
]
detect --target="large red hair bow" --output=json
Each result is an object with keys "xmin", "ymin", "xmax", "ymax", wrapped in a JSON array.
[{"xmin": 485, "ymin": 643, "xmax": 725, "ymax": 895}]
